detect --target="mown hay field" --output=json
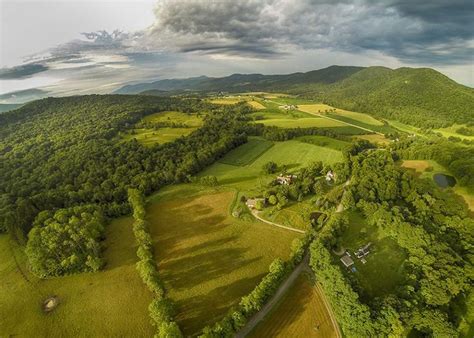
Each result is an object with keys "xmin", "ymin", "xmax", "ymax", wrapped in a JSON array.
[
  {"xmin": 250, "ymin": 273, "xmax": 339, "ymax": 338},
  {"xmin": 147, "ymin": 188, "xmax": 300, "ymax": 335},
  {"xmin": 298, "ymin": 104, "xmax": 383, "ymax": 126},
  {"xmin": 0, "ymin": 218, "xmax": 153, "ymax": 337}
]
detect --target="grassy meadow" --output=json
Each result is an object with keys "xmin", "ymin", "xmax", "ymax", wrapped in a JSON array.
[
  {"xmin": 200, "ymin": 137, "xmax": 345, "ymax": 192},
  {"xmin": 297, "ymin": 104, "xmax": 383, "ymax": 126},
  {"xmin": 249, "ymin": 273, "xmax": 338, "ymax": 338},
  {"xmin": 0, "ymin": 218, "xmax": 154, "ymax": 337},
  {"xmin": 434, "ymin": 124, "xmax": 474, "ymax": 141},
  {"xmin": 146, "ymin": 187, "xmax": 301, "ymax": 335},
  {"xmin": 259, "ymin": 117, "xmax": 346, "ymax": 128},
  {"xmin": 219, "ymin": 137, "xmax": 274, "ymax": 166},
  {"xmin": 122, "ymin": 111, "xmax": 203, "ymax": 146}
]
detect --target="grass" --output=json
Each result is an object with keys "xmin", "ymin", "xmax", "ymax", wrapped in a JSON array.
[
  {"xmin": 249, "ymin": 273, "xmax": 338, "ymax": 338},
  {"xmin": 337, "ymin": 211, "xmax": 407, "ymax": 300},
  {"xmin": 434, "ymin": 124, "xmax": 474, "ymax": 141},
  {"xmin": 248, "ymin": 101, "xmax": 266, "ymax": 110},
  {"xmin": 401, "ymin": 160, "xmax": 433, "ymax": 173},
  {"xmin": 219, "ymin": 137, "xmax": 274, "ymax": 166},
  {"xmin": 261, "ymin": 200, "xmax": 316, "ymax": 231},
  {"xmin": 200, "ymin": 137, "xmax": 345, "ymax": 192},
  {"xmin": 210, "ymin": 98, "xmax": 244, "ymax": 105},
  {"xmin": 298, "ymin": 104, "xmax": 383, "ymax": 126},
  {"xmin": 355, "ymin": 134, "xmax": 391, "ymax": 145},
  {"xmin": 0, "ymin": 218, "xmax": 154, "ymax": 337},
  {"xmin": 297, "ymin": 135, "xmax": 350, "ymax": 151},
  {"xmin": 146, "ymin": 187, "xmax": 301, "ymax": 335},
  {"xmin": 386, "ymin": 119, "xmax": 423, "ymax": 136},
  {"xmin": 259, "ymin": 117, "xmax": 346, "ymax": 128},
  {"xmin": 122, "ymin": 111, "xmax": 203, "ymax": 146}
]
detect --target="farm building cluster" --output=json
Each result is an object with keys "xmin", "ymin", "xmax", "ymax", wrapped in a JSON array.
[
  {"xmin": 279, "ymin": 104, "xmax": 298, "ymax": 110},
  {"xmin": 276, "ymin": 174, "xmax": 297, "ymax": 185},
  {"xmin": 340, "ymin": 243, "xmax": 372, "ymax": 272}
]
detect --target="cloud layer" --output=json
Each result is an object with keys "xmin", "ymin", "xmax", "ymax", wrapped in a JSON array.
[{"xmin": 1, "ymin": 0, "xmax": 472, "ymax": 94}]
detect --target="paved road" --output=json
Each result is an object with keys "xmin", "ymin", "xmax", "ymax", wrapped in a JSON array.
[
  {"xmin": 252, "ymin": 210, "xmax": 306, "ymax": 234},
  {"xmin": 235, "ymin": 254, "xmax": 310, "ymax": 338}
]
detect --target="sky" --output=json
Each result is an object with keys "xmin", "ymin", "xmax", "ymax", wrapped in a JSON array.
[{"xmin": 0, "ymin": 0, "xmax": 473, "ymax": 98}]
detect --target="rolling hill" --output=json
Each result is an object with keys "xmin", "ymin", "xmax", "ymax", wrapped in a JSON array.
[{"xmin": 114, "ymin": 66, "xmax": 474, "ymax": 128}]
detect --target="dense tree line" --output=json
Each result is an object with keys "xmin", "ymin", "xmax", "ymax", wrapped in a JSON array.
[
  {"xmin": 0, "ymin": 95, "xmax": 252, "ymax": 273},
  {"xmin": 128, "ymin": 189, "xmax": 183, "ymax": 338},
  {"xmin": 200, "ymin": 233, "xmax": 313, "ymax": 337},
  {"xmin": 311, "ymin": 147, "xmax": 473, "ymax": 336},
  {"xmin": 25, "ymin": 205, "xmax": 105, "ymax": 277}
]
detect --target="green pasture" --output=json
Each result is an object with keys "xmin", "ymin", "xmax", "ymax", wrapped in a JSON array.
[
  {"xmin": 219, "ymin": 137, "xmax": 274, "ymax": 166},
  {"xmin": 200, "ymin": 137, "xmax": 345, "ymax": 192},
  {"xmin": 0, "ymin": 218, "xmax": 153, "ymax": 337},
  {"xmin": 146, "ymin": 187, "xmax": 300, "ymax": 335},
  {"xmin": 122, "ymin": 111, "xmax": 203, "ymax": 146},
  {"xmin": 434, "ymin": 124, "xmax": 474, "ymax": 141}
]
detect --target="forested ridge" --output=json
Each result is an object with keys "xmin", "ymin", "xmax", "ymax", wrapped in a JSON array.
[
  {"xmin": 115, "ymin": 65, "xmax": 474, "ymax": 129},
  {"xmin": 0, "ymin": 95, "xmax": 253, "ymax": 275}
]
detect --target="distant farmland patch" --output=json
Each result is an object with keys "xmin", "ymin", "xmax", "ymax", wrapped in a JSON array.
[
  {"xmin": 259, "ymin": 117, "xmax": 345, "ymax": 128},
  {"xmin": 219, "ymin": 137, "xmax": 274, "ymax": 166},
  {"xmin": 298, "ymin": 104, "xmax": 383, "ymax": 126},
  {"xmin": 248, "ymin": 100, "xmax": 266, "ymax": 110}
]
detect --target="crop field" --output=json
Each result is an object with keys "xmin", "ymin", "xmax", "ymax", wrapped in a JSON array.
[
  {"xmin": 200, "ymin": 137, "xmax": 345, "ymax": 192},
  {"xmin": 248, "ymin": 100, "xmax": 266, "ymax": 109},
  {"xmin": 210, "ymin": 97, "xmax": 244, "ymax": 105},
  {"xmin": 297, "ymin": 104, "xmax": 383, "ymax": 126},
  {"xmin": 259, "ymin": 117, "xmax": 346, "ymax": 128},
  {"xmin": 146, "ymin": 188, "xmax": 300, "ymax": 335},
  {"xmin": 249, "ymin": 273, "xmax": 338, "ymax": 338},
  {"xmin": 0, "ymin": 218, "xmax": 153, "ymax": 337},
  {"xmin": 434, "ymin": 124, "xmax": 474, "ymax": 141},
  {"xmin": 337, "ymin": 211, "xmax": 407, "ymax": 300},
  {"xmin": 219, "ymin": 137, "xmax": 274, "ymax": 166},
  {"xmin": 122, "ymin": 111, "xmax": 203, "ymax": 146}
]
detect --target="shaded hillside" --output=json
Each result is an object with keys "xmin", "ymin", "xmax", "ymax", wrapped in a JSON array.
[
  {"xmin": 114, "ymin": 66, "xmax": 363, "ymax": 94},
  {"xmin": 114, "ymin": 65, "xmax": 473, "ymax": 128},
  {"xmin": 311, "ymin": 67, "xmax": 474, "ymax": 128}
]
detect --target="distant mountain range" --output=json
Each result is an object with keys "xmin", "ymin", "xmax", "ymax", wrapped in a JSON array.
[
  {"xmin": 115, "ymin": 65, "xmax": 474, "ymax": 128},
  {"xmin": 0, "ymin": 88, "xmax": 49, "ymax": 104}
]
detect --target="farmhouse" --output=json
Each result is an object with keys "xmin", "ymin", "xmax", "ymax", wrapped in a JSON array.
[
  {"xmin": 246, "ymin": 198, "xmax": 265, "ymax": 209},
  {"xmin": 355, "ymin": 243, "xmax": 372, "ymax": 259},
  {"xmin": 276, "ymin": 174, "xmax": 297, "ymax": 185},
  {"xmin": 279, "ymin": 104, "xmax": 297, "ymax": 110},
  {"xmin": 340, "ymin": 254, "xmax": 354, "ymax": 268}
]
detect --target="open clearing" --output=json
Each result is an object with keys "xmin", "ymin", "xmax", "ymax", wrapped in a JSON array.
[
  {"xmin": 147, "ymin": 188, "xmax": 300, "ymax": 335},
  {"xmin": 434, "ymin": 124, "xmax": 474, "ymax": 141},
  {"xmin": 249, "ymin": 273, "xmax": 338, "ymax": 338},
  {"xmin": 402, "ymin": 160, "xmax": 433, "ymax": 173},
  {"xmin": 337, "ymin": 211, "xmax": 407, "ymax": 300},
  {"xmin": 210, "ymin": 98, "xmax": 244, "ymax": 105},
  {"xmin": 122, "ymin": 111, "xmax": 203, "ymax": 146},
  {"xmin": 201, "ymin": 137, "xmax": 344, "ymax": 192},
  {"xmin": 297, "ymin": 135, "xmax": 350, "ymax": 151},
  {"xmin": 248, "ymin": 101, "xmax": 266, "ymax": 110},
  {"xmin": 219, "ymin": 137, "xmax": 274, "ymax": 166},
  {"xmin": 0, "ymin": 218, "xmax": 153, "ymax": 337},
  {"xmin": 298, "ymin": 104, "xmax": 383, "ymax": 126},
  {"xmin": 259, "ymin": 117, "xmax": 346, "ymax": 128},
  {"xmin": 354, "ymin": 134, "xmax": 390, "ymax": 145}
]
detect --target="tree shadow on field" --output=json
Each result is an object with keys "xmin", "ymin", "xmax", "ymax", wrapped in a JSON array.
[
  {"xmin": 177, "ymin": 273, "xmax": 266, "ymax": 336},
  {"xmin": 161, "ymin": 244, "xmax": 260, "ymax": 291}
]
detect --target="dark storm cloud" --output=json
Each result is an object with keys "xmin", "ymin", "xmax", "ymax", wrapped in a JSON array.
[
  {"xmin": 149, "ymin": 0, "xmax": 474, "ymax": 64},
  {"xmin": 0, "ymin": 63, "xmax": 48, "ymax": 79}
]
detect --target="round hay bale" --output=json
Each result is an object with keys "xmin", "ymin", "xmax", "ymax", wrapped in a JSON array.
[{"xmin": 43, "ymin": 296, "xmax": 59, "ymax": 313}]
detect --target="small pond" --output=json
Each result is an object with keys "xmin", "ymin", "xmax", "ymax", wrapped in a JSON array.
[{"xmin": 433, "ymin": 173, "xmax": 456, "ymax": 188}]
